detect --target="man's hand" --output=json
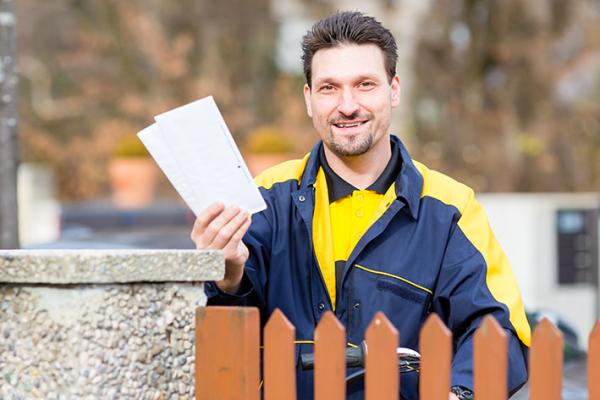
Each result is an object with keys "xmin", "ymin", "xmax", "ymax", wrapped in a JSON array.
[
  {"xmin": 449, "ymin": 393, "xmax": 459, "ymax": 400},
  {"xmin": 191, "ymin": 202, "xmax": 251, "ymax": 294}
]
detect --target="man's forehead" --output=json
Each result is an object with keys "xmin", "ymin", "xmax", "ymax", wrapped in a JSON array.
[{"xmin": 311, "ymin": 43, "xmax": 387, "ymax": 84}]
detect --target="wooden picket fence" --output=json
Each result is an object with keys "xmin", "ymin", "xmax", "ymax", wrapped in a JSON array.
[{"xmin": 195, "ymin": 306, "xmax": 600, "ymax": 400}]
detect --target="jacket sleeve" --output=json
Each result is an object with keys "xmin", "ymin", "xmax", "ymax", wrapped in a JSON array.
[
  {"xmin": 431, "ymin": 189, "xmax": 530, "ymax": 395},
  {"xmin": 204, "ymin": 204, "xmax": 272, "ymax": 315}
]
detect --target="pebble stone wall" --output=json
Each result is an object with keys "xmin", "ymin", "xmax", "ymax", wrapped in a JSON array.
[{"xmin": 0, "ymin": 249, "xmax": 224, "ymax": 400}]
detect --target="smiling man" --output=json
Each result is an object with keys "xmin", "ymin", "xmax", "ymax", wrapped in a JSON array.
[{"xmin": 193, "ymin": 11, "xmax": 530, "ymax": 400}]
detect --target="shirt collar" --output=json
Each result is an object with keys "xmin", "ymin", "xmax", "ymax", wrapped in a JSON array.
[
  {"xmin": 318, "ymin": 143, "xmax": 402, "ymax": 203},
  {"xmin": 299, "ymin": 136, "xmax": 423, "ymax": 220}
]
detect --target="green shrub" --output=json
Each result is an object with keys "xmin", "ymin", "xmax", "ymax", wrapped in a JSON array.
[
  {"xmin": 113, "ymin": 135, "xmax": 149, "ymax": 158},
  {"xmin": 246, "ymin": 126, "xmax": 293, "ymax": 154}
]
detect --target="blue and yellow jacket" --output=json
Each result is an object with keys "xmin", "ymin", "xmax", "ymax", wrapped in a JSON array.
[{"xmin": 206, "ymin": 136, "xmax": 530, "ymax": 399}]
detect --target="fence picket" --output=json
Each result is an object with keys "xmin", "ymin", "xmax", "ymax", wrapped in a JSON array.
[
  {"xmin": 529, "ymin": 318, "xmax": 563, "ymax": 400},
  {"xmin": 474, "ymin": 315, "xmax": 507, "ymax": 400},
  {"xmin": 315, "ymin": 312, "xmax": 346, "ymax": 400},
  {"xmin": 590, "ymin": 321, "xmax": 600, "ymax": 400},
  {"xmin": 419, "ymin": 313, "xmax": 452, "ymax": 400},
  {"xmin": 365, "ymin": 312, "xmax": 399, "ymax": 400},
  {"xmin": 194, "ymin": 308, "xmax": 599, "ymax": 400},
  {"xmin": 195, "ymin": 306, "xmax": 260, "ymax": 400},
  {"xmin": 264, "ymin": 308, "xmax": 296, "ymax": 400}
]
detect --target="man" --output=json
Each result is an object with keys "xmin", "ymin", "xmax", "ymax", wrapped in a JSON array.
[{"xmin": 193, "ymin": 11, "xmax": 530, "ymax": 400}]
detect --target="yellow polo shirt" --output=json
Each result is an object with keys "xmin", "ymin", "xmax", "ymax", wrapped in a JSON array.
[{"xmin": 312, "ymin": 144, "xmax": 402, "ymax": 308}]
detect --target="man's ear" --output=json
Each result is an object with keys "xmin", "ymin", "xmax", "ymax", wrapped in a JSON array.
[
  {"xmin": 390, "ymin": 75, "xmax": 401, "ymax": 108},
  {"xmin": 303, "ymin": 83, "xmax": 313, "ymax": 117}
]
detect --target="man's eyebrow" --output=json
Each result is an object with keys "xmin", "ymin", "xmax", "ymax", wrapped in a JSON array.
[
  {"xmin": 313, "ymin": 74, "xmax": 382, "ymax": 87},
  {"xmin": 312, "ymin": 77, "xmax": 339, "ymax": 87}
]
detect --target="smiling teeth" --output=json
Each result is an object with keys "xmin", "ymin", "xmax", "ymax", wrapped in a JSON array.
[{"xmin": 336, "ymin": 122, "xmax": 361, "ymax": 128}]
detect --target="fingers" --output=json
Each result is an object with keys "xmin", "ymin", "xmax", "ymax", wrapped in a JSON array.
[
  {"xmin": 193, "ymin": 202, "xmax": 225, "ymax": 234},
  {"xmin": 222, "ymin": 215, "xmax": 252, "ymax": 251},
  {"xmin": 222, "ymin": 216, "xmax": 252, "ymax": 266},
  {"xmin": 191, "ymin": 202, "xmax": 251, "ymax": 250},
  {"xmin": 207, "ymin": 209, "xmax": 250, "ymax": 249},
  {"xmin": 231, "ymin": 216, "xmax": 252, "ymax": 243}
]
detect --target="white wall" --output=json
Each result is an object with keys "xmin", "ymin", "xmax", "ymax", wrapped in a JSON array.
[{"xmin": 18, "ymin": 163, "xmax": 60, "ymax": 246}]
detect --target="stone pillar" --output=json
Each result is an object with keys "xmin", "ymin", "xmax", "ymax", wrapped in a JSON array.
[{"xmin": 0, "ymin": 249, "xmax": 224, "ymax": 399}]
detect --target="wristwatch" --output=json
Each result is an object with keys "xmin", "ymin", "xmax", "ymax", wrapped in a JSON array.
[{"xmin": 450, "ymin": 385, "xmax": 474, "ymax": 400}]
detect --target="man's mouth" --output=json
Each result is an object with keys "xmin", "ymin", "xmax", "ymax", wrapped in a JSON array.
[{"xmin": 332, "ymin": 120, "xmax": 368, "ymax": 129}]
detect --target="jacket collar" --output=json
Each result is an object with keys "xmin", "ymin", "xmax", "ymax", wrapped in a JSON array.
[
  {"xmin": 299, "ymin": 135, "xmax": 423, "ymax": 220},
  {"xmin": 319, "ymin": 142, "xmax": 401, "ymax": 203}
]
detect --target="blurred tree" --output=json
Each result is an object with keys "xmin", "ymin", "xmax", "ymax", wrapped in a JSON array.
[
  {"xmin": 17, "ymin": 0, "xmax": 278, "ymax": 200},
  {"xmin": 413, "ymin": 0, "xmax": 600, "ymax": 192},
  {"xmin": 0, "ymin": 0, "xmax": 19, "ymax": 248},
  {"xmin": 14, "ymin": 0, "xmax": 600, "ymax": 199}
]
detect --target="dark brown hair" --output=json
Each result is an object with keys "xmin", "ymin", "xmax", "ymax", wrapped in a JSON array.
[{"xmin": 301, "ymin": 11, "xmax": 398, "ymax": 87}]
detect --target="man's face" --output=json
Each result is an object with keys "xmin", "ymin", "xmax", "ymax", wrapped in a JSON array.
[{"xmin": 303, "ymin": 44, "xmax": 400, "ymax": 158}]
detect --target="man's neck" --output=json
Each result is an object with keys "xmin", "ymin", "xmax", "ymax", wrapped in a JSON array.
[{"xmin": 322, "ymin": 139, "xmax": 392, "ymax": 190}]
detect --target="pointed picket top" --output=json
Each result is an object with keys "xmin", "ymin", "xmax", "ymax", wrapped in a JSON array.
[
  {"xmin": 365, "ymin": 312, "xmax": 399, "ymax": 400},
  {"xmin": 264, "ymin": 309, "xmax": 296, "ymax": 400},
  {"xmin": 589, "ymin": 321, "xmax": 600, "ymax": 400},
  {"xmin": 265, "ymin": 308, "xmax": 294, "ymax": 330},
  {"xmin": 529, "ymin": 318, "xmax": 563, "ymax": 400},
  {"xmin": 473, "ymin": 315, "xmax": 507, "ymax": 400},
  {"xmin": 419, "ymin": 313, "xmax": 452, "ymax": 400},
  {"xmin": 314, "ymin": 312, "xmax": 346, "ymax": 400}
]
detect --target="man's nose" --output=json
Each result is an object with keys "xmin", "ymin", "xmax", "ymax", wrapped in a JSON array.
[{"xmin": 337, "ymin": 89, "xmax": 359, "ymax": 116}]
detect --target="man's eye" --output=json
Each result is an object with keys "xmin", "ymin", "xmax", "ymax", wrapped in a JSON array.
[
  {"xmin": 359, "ymin": 81, "xmax": 375, "ymax": 89},
  {"xmin": 319, "ymin": 84, "xmax": 334, "ymax": 92}
]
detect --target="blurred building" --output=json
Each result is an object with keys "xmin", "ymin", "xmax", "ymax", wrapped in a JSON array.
[{"xmin": 481, "ymin": 193, "xmax": 599, "ymax": 346}]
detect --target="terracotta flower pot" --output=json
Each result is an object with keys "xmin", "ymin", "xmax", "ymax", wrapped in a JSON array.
[{"xmin": 108, "ymin": 158, "xmax": 158, "ymax": 209}]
